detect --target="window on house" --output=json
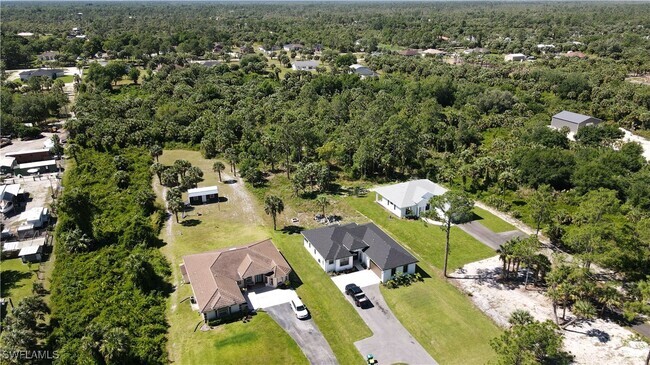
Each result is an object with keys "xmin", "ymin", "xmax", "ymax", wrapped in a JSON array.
[{"xmin": 328, "ymin": 260, "xmax": 334, "ymax": 265}]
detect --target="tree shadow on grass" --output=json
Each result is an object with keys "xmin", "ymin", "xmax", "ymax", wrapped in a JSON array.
[
  {"xmin": 180, "ymin": 219, "xmax": 201, "ymax": 227},
  {"xmin": 0, "ymin": 269, "xmax": 33, "ymax": 297},
  {"xmin": 280, "ymin": 225, "xmax": 304, "ymax": 235}
]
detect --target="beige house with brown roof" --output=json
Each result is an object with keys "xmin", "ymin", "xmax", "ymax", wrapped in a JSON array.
[{"xmin": 181, "ymin": 239, "xmax": 291, "ymax": 321}]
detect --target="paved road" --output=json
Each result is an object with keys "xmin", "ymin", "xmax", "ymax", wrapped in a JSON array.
[
  {"xmin": 458, "ymin": 221, "xmax": 527, "ymax": 250},
  {"xmin": 350, "ymin": 285, "xmax": 438, "ymax": 365},
  {"xmin": 266, "ymin": 304, "xmax": 338, "ymax": 365}
]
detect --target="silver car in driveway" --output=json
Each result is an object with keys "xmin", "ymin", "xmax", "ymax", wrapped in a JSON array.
[{"xmin": 290, "ymin": 298, "xmax": 309, "ymax": 319}]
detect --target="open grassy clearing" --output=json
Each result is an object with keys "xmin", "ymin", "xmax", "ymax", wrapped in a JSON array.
[
  {"xmin": 380, "ymin": 278, "xmax": 500, "ymax": 365},
  {"xmin": 0, "ymin": 258, "xmax": 38, "ymax": 305},
  {"xmin": 471, "ymin": 206, "xmax": 516, "ymax": 233}
]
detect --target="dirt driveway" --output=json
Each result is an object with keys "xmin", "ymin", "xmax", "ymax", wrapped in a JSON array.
[{"xmin": 266, "ymin": 303, "xmax": 338, "ymax": 365}]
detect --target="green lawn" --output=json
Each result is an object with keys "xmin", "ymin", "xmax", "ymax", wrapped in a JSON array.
[
  {"xmin": 347, "ymin": 194, "xmax": 495, "ymax": 270},
  {"xmin": 156, "ymin": 150, "xmax": 305, "ymax": 364},
  {"xmin": 270, "ymin": 231, "xmax": 372, "ymax": 364},
  {"xmin": 471, "ymin": 207, "xmax": 516, "ymax": 233},
  {"xmin": 157, "ymin": 150, "xmax": 370, "ymax": 364},
  {"xmin": 0, "ymin": 258, "xmax": 37, "ymax": 304},
  {"xmin": 171, "ymin": 282, "xmax": 307, "ymax": 365},
  {"xmin": 344, "ymin": 195, "xmax": 501, "ymax": 364},
  {"xmin": 57, "ymin": 75, "xmax": 74, "ymax": 83},
  {"xmin": 381, "ymin": 277, "xmax": 500, "ymax": 365}
]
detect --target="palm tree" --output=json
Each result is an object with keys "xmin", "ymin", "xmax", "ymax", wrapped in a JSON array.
[
  {"xmin": 212, "ymin": 161, "xmax": 225, "ymax": 182},
  {"xmin": 562, "ymin": 299, "xmax": 596, "ymax": 330},
  {"xmin": 99, "ymin": 327, "xmax": 129, "ymax": 363},
  {"xmin": 316, "ymin": 195, "xmax": 330, "ymax": 217},
  {"xmin": 508, "ymin": 309, "xmax": 534, "ymax": 326},
  {"xmin": 496, "ymin": 239, "xmax": 516, "ymax": 278},
  {"xmin": 168, "ymin": 197, "xmax": 184, "ymax": 223},
  {"xmin": 425, "ymin": 191, "xmax": 474, "ymax": 277},
  {"xmin": 149, "ymin": 145, "xmax": 163, "ymax": 162},
  {"xmin": 49, "ymin": 135, "xmax": 64, "ymax": 159},
  {"xmin": 264, "ymin": 195, "xmax": 284, "ymax": 231},
  {"xmin": 150, "ymin": 162, "xmax": 165, "ymax": 181}
]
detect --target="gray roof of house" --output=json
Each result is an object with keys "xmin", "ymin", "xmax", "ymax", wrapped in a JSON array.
[
  {"xmin": 302, "ymin": 223, "xmax": 418, "ymax": 270},
  {"xmin": 553, "ymin": 110, "xmax": 601, "ymax": 124},
  {"xmin": 293, "ymin": 60, "xmax": 319, "ymax": 67},
  {"xmin": 19, "ymin": 69, "xmax": 64, "ymax": 78}
]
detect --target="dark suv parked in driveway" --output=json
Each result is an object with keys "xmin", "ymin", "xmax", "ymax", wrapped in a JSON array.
[{"xmin": 345, "ymin": 283, "xmax": 370, "ymax": 308}]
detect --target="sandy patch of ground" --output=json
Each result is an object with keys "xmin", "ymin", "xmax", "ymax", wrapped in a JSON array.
[
  {"xmin": 452, "ymin": 256, "xmax": 649, "ymax": 365},
  {"xmin": 219, "ymin": 172, "xmax": 263, "ymax": 225},
  {"xmin": 620, "ymin": 128, "xmax": 650, "ymax": 161}
]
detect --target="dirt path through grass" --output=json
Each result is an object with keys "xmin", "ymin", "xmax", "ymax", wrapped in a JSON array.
[{"xmin": 221, "ymin": 171, "xmax": 264, "ymax": 224}]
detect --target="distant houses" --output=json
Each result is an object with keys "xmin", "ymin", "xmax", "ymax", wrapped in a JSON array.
[
  {"xmin": 551, "ymin": 111, "xmax": 602, "ymax": 134},
  {"xmin": 504, "ymin": 53, "xmax": 527, "ymax": 62},
  {"xmin": 399, "ymin": 49, "xmax": 420, "ymax": 57},
  {"xmin": 349, "ymin": 64, "xmax": 378, "ymax": 79},
  {"xmin": 18, "ymin": 69, "xmax": 65, "ymax": 82},
  {"xmin": 38, "ymin": 51, "xmax": 59, "ymax": 62},
  {"xmin": 292, "ymin": 60, "xmax": 320, "ymax": 71},
  {"xmin": 283, "ymin": 43, "xmax": 304, "ymax": 52},
  {"xmin": 422, "ymin": 48, "xmax": 447, "ymax": 57}
]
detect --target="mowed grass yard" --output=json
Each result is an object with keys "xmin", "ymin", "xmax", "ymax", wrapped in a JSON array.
[
  {"xmin": 155, "ymin": 150, "xmax": 305, "ymax": 365},
  {"xmin": 346, "ymin": 194, "xmax": 501, "ymax": 364},
  {"xmin": 472, "ymin": 206, "xmax": 516, "ymax": 233},
  {"xmin": 0, "ymin": 258, "xmax": 38, "ymax": 305},
  {"xmin": 156, "ymin": 150, "xmax": 370, "ymax": 364},
  {"xmin": 347, "ymin": 194, "xmax": 495, "ymax": 270}
]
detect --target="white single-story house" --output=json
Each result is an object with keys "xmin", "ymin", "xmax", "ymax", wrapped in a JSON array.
[
  {"xmin": 187, "ymin": 186, "xmax": 218, "ymax": 205},
  {"xmin": 551, "ymin": 111, "xmax": 602, "ymax": 134},
  {"xmin": 181, "ymin": 239, "xmax": 291, "ymax": 321},
  {"xmin": 19, "ymin": 244, "xmax": 44, "ymax": 263},
  {"xmin": 349, "ymin": 64, "xmax": 378, "ymax": 79},
  {"xmin": 292, "ymin": 60, "xmax": 319, "ymax": 71},
  {"xmin": 302, "ymin": 223, "xmax": 418, "ymax": 283},
  {"xmin": 504, "ymin": 53, "xmax": 527, "ymax": 62},
  {"xmin": 374, "ymin": 179, "xmax": 447, "ymax": 218}
]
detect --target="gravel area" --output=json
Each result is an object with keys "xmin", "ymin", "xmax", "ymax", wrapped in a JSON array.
[{"xmin": 452, "ymin": 256, "xmax": 649, "ymax": 365}]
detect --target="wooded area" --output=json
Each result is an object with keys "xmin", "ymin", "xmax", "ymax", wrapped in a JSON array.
[{"xmin": 1, "ymin": 1, "xmax": 650, "ymax": 364}]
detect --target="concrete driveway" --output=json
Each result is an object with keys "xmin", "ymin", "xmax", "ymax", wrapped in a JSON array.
[
  {"xmin": 331, "ymin": 269, "xmax": 381, "ymax": 293},
  {"xmin": 266, "ymin": 303, "xmax": 338, "ymax": 365},
  {"xmin": 458, "ymin": 221, "xmax": 526, "ymax": 250},
  {"xmin": 247, "ymin": 286, "xmax": 299, "ymax": 310},
  {"xmin": 341, "ymin": 284, "xmax": 438, "ymax": 365}
]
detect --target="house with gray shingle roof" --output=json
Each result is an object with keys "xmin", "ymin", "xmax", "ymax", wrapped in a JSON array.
[
  {"xmin": 181, "ymin": 239, "xmax": 291, "ymax": 321},
  {"xmin": 302, "ymin": 223, "xmax": 418, "ymax": 282},
  {"xmin": 551, "ymin": 110, "xmax": 602, "ymax": 133}
]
